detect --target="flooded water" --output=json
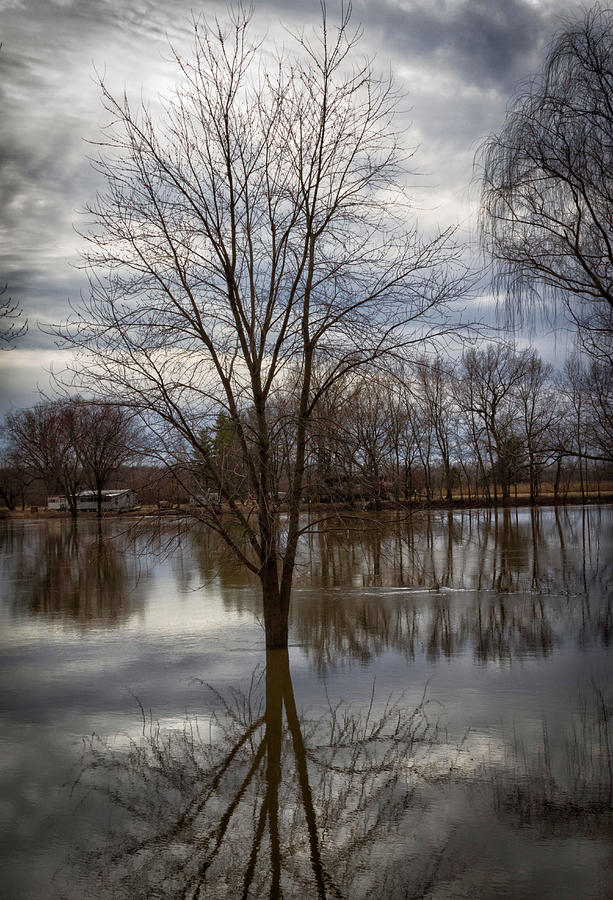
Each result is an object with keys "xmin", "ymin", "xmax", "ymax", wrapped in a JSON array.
[{"xmin": 0, "ymin": 506, "xmax": 611, "ymax": 898}]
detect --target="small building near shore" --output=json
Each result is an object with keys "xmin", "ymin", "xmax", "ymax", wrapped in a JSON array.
[
  {"xmin": 46, "ymin": 490, "xmax": 137, "ymax": 512},
  {"xmin": 47, "ymin": 495, "xmax": 69, "ymax": 511}
]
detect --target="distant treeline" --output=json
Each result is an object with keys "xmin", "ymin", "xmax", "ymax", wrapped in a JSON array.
[
  {"xmin": 1, "ymin": 343, "xmax": 611, "ymax": 514},
  {"xmin": 187, "ymin": 343, "xmax": 611, "ymax": 509}
]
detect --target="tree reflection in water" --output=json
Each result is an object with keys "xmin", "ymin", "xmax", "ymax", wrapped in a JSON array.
[
  {"xmin": 303, "ymin": 506, "xmax": 611, "ymax": 668},
  {"xmin": 73, "ymin": 651, "xmax": 450, "ymax": 900},
  {"xmin": 2, "ymin": 520, "xmax": 147, "ymax": 626},
  {"xmin": 490, "ymin": 681, "xmax": 613, "ymax": 831},
  {"xmin": 193, "ymin": 506, "xmax": 611, "ymax": 672},
  {"xmin": 69, "ymin": 660, "xmax": 613, "ymax": 899}
]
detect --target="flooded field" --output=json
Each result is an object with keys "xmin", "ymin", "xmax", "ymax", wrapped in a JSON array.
[{"xmin": 0, "ymin": 505, "xmax": 611, "ymax": 898}]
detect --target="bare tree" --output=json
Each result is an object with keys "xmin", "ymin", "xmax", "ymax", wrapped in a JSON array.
[
  {"xmin": 5, "ymin": 400, "xmax": 83, "ymax": 516},
  {"xmin": 560, "ymin": 356, "xmax": 590, "ymax": 500},
  {"xmin": 56, "ymin": 8, "xmax": 468, "ymax": 647},
  {"xmin": 347, "ymin": 375, "xmax": 395, "ymax": 509},
  {"xmin": 305, "ymin": 369, "xmax": 356, "ymax": 504},
  {"xmin": 0, "ymin": 456, "xmax": 32, "ymax": 510},
  {"xmin": 457, "ymin": 344, "xmax": 530, "ymax": 504},
  {"xmin": 414, "ymin": 357, "xmax": 456, "ymax": 500},
  {"xmin": 0, "ymin": 285, "xmax": 27, "ymax": 349},
  {"xmin": 513, "ymin": 352, "xmax": 559, "ymax": 502},
  {"xmin": 73, "ymin": 400, "xmax": 138, "ymax": 516},
  {"xmin": 582, "ymin": 357, "xmax": 613, "ymax": 462},
  {"xmin": 404, "ymin": 375, "xmax": 434, "ymax": 502},
  {"xmin": 479, "ymin": 5, "xmax": 613, "ymax": 361},
  {"xmin": 559, "ymin": 354, "xmax": 613, "ymax": 472}
]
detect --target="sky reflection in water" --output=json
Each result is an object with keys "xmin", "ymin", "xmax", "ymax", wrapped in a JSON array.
[{"xmin": 0, "ymin": 506, "xmax": 611, "ymax": 898}]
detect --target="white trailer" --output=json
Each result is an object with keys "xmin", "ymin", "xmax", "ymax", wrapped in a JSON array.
[{"xmin": 76, "ymin": 489, "xmax": 137, "ymax": 512}]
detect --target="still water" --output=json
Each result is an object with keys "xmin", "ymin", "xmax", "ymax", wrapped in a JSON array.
[{"xmin": 0, "ymin": 506, "xmax": 611, "ymax": 898}]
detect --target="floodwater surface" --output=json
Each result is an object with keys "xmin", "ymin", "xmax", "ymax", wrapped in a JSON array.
[{"xmin": 0, "ymin": 506, "xmax": 611, "ymax": 898}]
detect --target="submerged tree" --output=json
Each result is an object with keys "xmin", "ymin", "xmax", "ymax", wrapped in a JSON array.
[{"xmin": 57, "ymin": 7, "xmax": 467, "ymax": 647}]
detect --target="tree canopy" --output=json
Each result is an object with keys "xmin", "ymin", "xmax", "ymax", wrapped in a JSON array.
[{"xmin": 56, "ymin": 7, "xmax": 468, "ymax": 646}]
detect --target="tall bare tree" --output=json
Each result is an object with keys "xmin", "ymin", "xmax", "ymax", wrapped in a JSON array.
[
  {"xmin": 414, "ymin": 357, "xmax": 456, "ymax": 500},
  {"xmin": 559, "ymin": 355, "xmax": 613, "ymax": 471},
  {"xmin": 514, "ymin": 354, "xmax": 559, "ymax": 501},
  {"xmin": 583, "ymin": 358, "xmax": 613, "ymax": 461},
  {"xmin": 56, "ymin": 7, "xmax": 467, "ymax": 647},
  {"xmin": 457, "ymin": 344, "xmax": 530, "ymax": 503}
]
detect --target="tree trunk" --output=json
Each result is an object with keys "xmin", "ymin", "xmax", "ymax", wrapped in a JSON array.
[
  {"xmin": 0, "ymin": 488, "xmax": 15, "ymax": 510},
  {"xmin": 579, "ymin": 451, "xmax": 585, "ymax": 502},
  {"xmin": 260, "ymin": 560, "xmax": 289, "ymax": 649},
  {"xmin": 424, "ymin": 461, "xmax": 432, "ymax": 504},
  {"xmin": 264, "ymin": 649, "xmax": 283, "ymax": 899},
  {"xmin": 404, "ymin": 458, "xmax": 413, "ymax": 502},
  {"xmin": 443, "ymin": 458, "xmax": 453, "ymax": 500},
  {"xmin": 68, "ymin": 493, "xmax": 78, "ymax": 518},
  {"xmin": 554, "ymin": 457, "xmax": 562, "ymax": 501},
  {"xmin": 265, "ymin": 648, "xmax": 326, "ymax": 896},
  {"xmin": 277, "ymin": 648, "xmax": 327, "ymax": 897}
]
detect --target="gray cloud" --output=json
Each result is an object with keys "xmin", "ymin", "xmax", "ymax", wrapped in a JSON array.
[
  {"xmin": 0, "ymin": 0, "xmax": 585, "ymax": 415},
  {"xmin": 357, "ymin": 0, "xmax": 564, "ymax": 89},
  {"xmin": 250, "ymin": 0, "xmax": 572, "ymax": 89}
]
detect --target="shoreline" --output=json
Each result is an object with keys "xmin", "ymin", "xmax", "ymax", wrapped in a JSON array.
[{"xmin": 2, "ymin": 490, "xmax": 612, "ymax": 520}]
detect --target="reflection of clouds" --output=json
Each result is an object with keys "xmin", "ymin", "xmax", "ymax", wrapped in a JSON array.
[
  {"xmin": 67, "ymin": 658, "xmax": 613, "ymax": 900},
  {"xmin": 408, "ymin": 730, "xmax": 509, "ymax": 779},
  {"xmin": 486, "ymin": 681, "xmax": 613, "ymax": 832},
  {"xmin": 69, "ymin": 650, "xmax": 457, "ymax": 900}
]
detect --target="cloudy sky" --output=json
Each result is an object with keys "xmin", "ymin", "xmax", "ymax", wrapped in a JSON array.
[{"xmin": 0, "ymin": 0, "xmax": 579, "ymax": 414}]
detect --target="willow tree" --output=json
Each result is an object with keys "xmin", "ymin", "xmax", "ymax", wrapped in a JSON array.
[
  {"xmin": 479, "ymin": 5, "xmax": 613, "ymax": 362},
  {"xmin": 59, "ymin": 7, "xmax": 466, "ymax": 647}
]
